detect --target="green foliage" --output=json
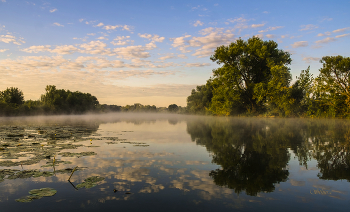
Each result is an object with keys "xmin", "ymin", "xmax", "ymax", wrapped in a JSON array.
[
  {"xmin": 186, "ymin": 82, "xmax": 213, "ymax": 114},
  {"xmin": 254, "ymin": 65, "xmax": 293, "ymax": 116},
  {"xmin": 121, "ymin": 103, "xmax": 157, "ymax": 112},
  {"xmin": 186, "ymin": 37, "xmax": 350, "ymax": 118},
  {"xmin": 0, "ymin": 87, "xmax": 24, "ymax": 106},
  {"xmin": 168, "ymin": 104, "xmax": 179, "ymax": 113},
  {"xmin": 307, "ymin": 56, "xmax": 350, "ymax": 118},
  {"xmin": 41, "ymin": 85, "xmax": 99, "ymax": 114},
  {"xmin": 209, "ymin": 37, "xmax": 292, "ymax": 115}
]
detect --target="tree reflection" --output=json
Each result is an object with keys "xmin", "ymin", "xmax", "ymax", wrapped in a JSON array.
[
  {"xmin": 310, "ymin": 121, "xmax": 350, "ymax": 181},
  {"xmin": 187, "ymin": 118, "xmax": 350, "ymax": 195},
  {"xmin": 187, "ymin": 118, "xmax": 293, "ymax": 196}
]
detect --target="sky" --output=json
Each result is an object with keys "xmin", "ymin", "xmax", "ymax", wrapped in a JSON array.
[{"xmin": 0, "ymin": 0, "xmax": 349, "ymax": 107}]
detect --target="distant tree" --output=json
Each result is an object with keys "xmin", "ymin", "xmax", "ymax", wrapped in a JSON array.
[
  {"xmin": 40, "ymin": 85, "xmax": 99, "ymax": 114},
  {"xmin": 0, "ymin": 87, "xmax": 24, "ymax": 106},
  {"xmin": 168, "ymin": 104, "xmax": 179, "ymax": 112}
]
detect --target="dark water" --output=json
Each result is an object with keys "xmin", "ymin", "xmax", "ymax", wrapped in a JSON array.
[{"xmin": 0, "ymin": 114, "xmax": 349, "ymax": 211}]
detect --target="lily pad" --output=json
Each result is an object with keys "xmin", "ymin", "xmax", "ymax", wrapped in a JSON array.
[
  {"xmin": 16, "ymin": 188, "xmax": 56, "ymax": 202},
  {"xmin": 16, "ymin": 195, "xmax": 42, "ymax": 202},
  {"xmin": 76, "ymin": 176, "xmax": 105, "ymax": 189},
  {"xmin": 29, "ymin": 188, "xmax": 57, "ymax": 196},
  {"xmin": 58, "ymin": 152, "xmax": 96, "ymax": 158}
]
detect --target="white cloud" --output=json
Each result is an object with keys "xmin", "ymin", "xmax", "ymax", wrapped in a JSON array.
[
  {"xmin": 258, "ymin": 26, "xmax": 284, "ymax": 33},
  {"xmin": 193, "ymin": 20, "xmax": 204, "ymax": 27},
  {"xmin": 254, "ymin": 34, "xmax": 264, "ymax": 39},
  {"xmin": 300, "ymin": 24, "xmax": 318, "ymax": 31},
  {"xmin": 113, "ymin": 42, "xmax": 157, "ymax": 59},
  {"xmin": 335, "ymin": 33, "xmax": 350, "ymax": 38},
  {"xmin": 317, "ymin": 31, "xmax": 331, "ymax": 37},
  {"xmin": 53, "ymin": 22, "xmax": 64, "ymax": 27},
  {"xmin": 102, "ymin": 24, "xmax": 132, "ymax": 31},
  {"xmin": 170, "ymin": 35, "xmax": 191, "ymax": 53},
  {"xmin": 108, "ymin": 69, "xmax": 175, "ymax": 79},
  {"xmin": 0, "ymin": 49, "xmax": 8, "ymax": 52},
  {"xmin": 96, "ymin": 22, "xmax": 104, "ymax": 27},
  {"xmin": 80, "ymin": 40, "xmax": 113, "ymax": 55},
  {"xmin": 85, "ymin": 20, "xmax": 96, "ymax": 25},
  {"xmin": 21, "ymin": 45, "xmax": 52, "ymax": 53},
  {"xmin": 138, "ymin": 33, "xmax": 165, "ymax": 42},
  {"xmin": 21, "ymin": 45, "xmax": 79, "ymax": 55},
  {"xmin": 333, "ymin": 27, "xmax": 350, "ymax": 33},
  {"xmin": 0, "ymin": 34, "xmax": 25, "ymax": 45},
  {"xmin": 189, "ymin": 29, "xmax": 235, "ymax": 58},
  {"xmin": 199, "ymin": 27, "xmax": 223, "ymax": 35},
  {"xmin": 251, "ymin": 23, "xmax": 265, "ymax": 28},
  {"xmin": 321, "ymin": 17, "xmax": 333, "ymax": 22},
  {"xmin": 171, "ymin": 28, "xmax": 235, "ymax": 57},
  {"xmin": 51, "ymin": 45, "xmax": 79, "ymax": 54},
  {"xmin": 303, "ymin": 57, "xmax": 320, "ymax": 63},
  {"xmin": 291, "ymin": 41, "xmax": 308, "ymax": 48},
  {"xmin": 110, "ymin": 36, "xmax": 133, "ymax": 46},
  {"xmin": 87, "ymin": 33, "xmax": 96, "ymax": 36},
  {"xmin": 79, "ymin": 19, "xmax": 84, "ymax": 22},
  {"xmin": 185, "ymin": 63, "xmax": 210, "ymax": 67},
  {"xmin": 97, "ymin": 36, "xmax": 109, "ymax": 40},
  {"xmin": 315, "ymin": 37, "xmax": 336, "ymax": 44},
  {"xmin": 177, "ymin": 54, "xmax": 187, "ymax": 59},
  {"xmin": 73, "ymin": 36, "xmax": 88, "ymax": 42},
  {"xmin": 266, "ymin": 34, "xmax": 274, "ymax": 38},
  {"xmin": 50, "ymin": 8, "xmax": 57, "ymax": 13},
  {"xmin": 159, "ymin": 53, "xmax": 175, "ymax": 60},
  {"xmin": 226, "ymin": 17, "xmax": 247, "ymax": 24},
  {"xmin": 263, "ymin": 11, "xmax": 269, "ymax": 14},
  {"xmin": 191, "ymin": 5, "xmax": 207, "ymax": 11},
  {"xmin": 1, "ymin": 0, "xmax": 6, "ymax": 2}
]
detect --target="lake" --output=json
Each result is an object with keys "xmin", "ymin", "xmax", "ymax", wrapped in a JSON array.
[{"xmin": 0, "ymin": 114, "xmax": 349, "ymax": 212}]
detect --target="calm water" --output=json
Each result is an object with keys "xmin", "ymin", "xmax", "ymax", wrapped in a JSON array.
[{"xmin": 0, "ymin": 114, "xmax": 349, "ymax": 212}]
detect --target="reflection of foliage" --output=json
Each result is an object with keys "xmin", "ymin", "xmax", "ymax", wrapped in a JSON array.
[
  {"xmin": 187, "ymin": 118, "xmax": 293, "ymax": 196},
  {"xmin": 210, "ymin": 147, "xmax": 289, "ymax": 196},
  {"xmin": 311, "ymin": 121, "xmax": 350, "ymax": 181},
  {"xmin": 187, "ymin": 118, "xmax": 350, "ymax": 193}
]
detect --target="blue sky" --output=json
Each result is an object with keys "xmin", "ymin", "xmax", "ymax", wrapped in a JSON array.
[{"xmin": 0, "ymin": 0, "xmax": 349, "ymax": 106}]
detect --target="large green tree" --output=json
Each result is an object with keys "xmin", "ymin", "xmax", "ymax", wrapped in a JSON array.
[
  {"xmin": 308, "ymin": 56, "xmax": 350, "ymax": 117},
  {"xmin": 209, "ymin": 37, "xmax": 292, "ymax": 115}
]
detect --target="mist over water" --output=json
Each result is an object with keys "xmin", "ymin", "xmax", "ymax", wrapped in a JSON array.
[{"xmin": 0, "ymin": 114, "xmax": 349, "ymax": 212}]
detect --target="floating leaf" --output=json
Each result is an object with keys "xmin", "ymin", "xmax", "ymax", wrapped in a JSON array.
[
  {"xmin": 29, "ymin": 188, "xmax": 57, "ymax": 196},
  {"xmin": 16, "ymin": 188, "xmax": 56, "ymax": 202},
  {"xmin": 76, "ymin": 176, "xmax": 105, "ymax": 189}
]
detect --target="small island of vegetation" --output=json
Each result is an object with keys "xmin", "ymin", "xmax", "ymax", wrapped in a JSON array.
[{"xmin": 1, "ymin": 37, "xmax": 349, "ymax": 118}]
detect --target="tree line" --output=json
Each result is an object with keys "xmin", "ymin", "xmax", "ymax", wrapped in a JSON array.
[
  {"xmin": 0, "ymin": 85, "xmax": 186, "ymax": 116},
  {"xmin": 187, "ymin": 36, "xmax": 350, "ymax": 118}
]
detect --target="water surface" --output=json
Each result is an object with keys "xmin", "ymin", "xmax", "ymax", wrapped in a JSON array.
[{"xmin": 0, "ymin": 114, "xmax": 349, "ymax": 211}]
